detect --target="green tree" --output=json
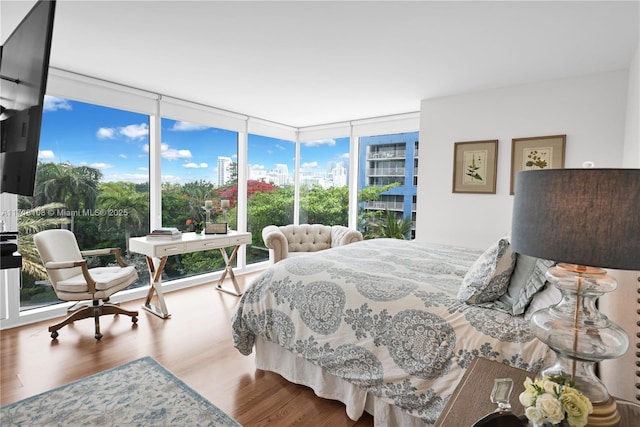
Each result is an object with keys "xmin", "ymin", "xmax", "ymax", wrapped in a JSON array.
[
  {"xmin": 161, "ymin": 183, "xmax": 192, "ymax": 229},
  {"xmin": 183, "ymin": 180, "xmax": 215, "ymax": 220},
  {"xmin": 363, "ymin": 210, "xmax": 413, "ymax": 240},
  {"xmin": 33, "ymin": 162, "xmax": 101, "ymax": 232},
  {"xmin": 97, "ymin": 182, "xmax": 149, "ymax": 254},
  {"xmin": 18, "ymin": 203, "xmax": 70, "ymax": 279},
  {"xmin": 247, "ymin": 186, "xmax": 294, "ymax": 248},
  {"xmin": 300, "ymin": 184, "xmax": 349, "ymax": 225}
]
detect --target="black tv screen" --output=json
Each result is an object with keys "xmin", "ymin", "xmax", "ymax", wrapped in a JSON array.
[{"xmin": 0, "ymin": 0, "xmax": 56, "ymax": 196}]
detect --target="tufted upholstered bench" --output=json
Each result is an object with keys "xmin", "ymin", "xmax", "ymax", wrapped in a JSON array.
[{"xmin": 262, "ymin": 224, "xmax": 364, "ymax": 263}]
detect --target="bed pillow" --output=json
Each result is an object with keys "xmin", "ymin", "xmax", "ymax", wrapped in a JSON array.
[
  {"xmin": 524, "ymin": 282, "xmax": 561, "ymax": 320},
  {"xmin": 457, "ymin": 237, "xmax": 516, "ymax": 304},
  {"xmin": 498, "ymin": 255, "xmax": 555, "ymax": 315}
]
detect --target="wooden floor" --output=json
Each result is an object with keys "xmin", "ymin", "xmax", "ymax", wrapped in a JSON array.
[{"xmin": 0, "ymin": 272, "xmax": 374, "ymax": 426}]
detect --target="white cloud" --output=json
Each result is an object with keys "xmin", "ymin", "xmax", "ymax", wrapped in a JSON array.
[
  {"xmin": 98, "ymin": 123, "xmax": 148, "ymax": 140},
  {"xmin": 38, "ymin": 150, "xmax": 55, "ymax": 159},
  {"xmin": 43, "ymin": 96, "xmax": 72, "ymax": 112},
  {"xmin": 170, "ymin": 121, "xmax": 208, "ymax": 131},
  {"xmin": 138, "ymin": 166, "xmax": 148, "ymax": 171},
  {"xmin": 142, "ymin": 142, "xmax": 192, "ymax": 160},
  {"xmin": 119, "ymin": 153, "xmax": 127, "ymax": 159},
  {"xmin": 338, "ymin": 152, "xmax": 349, "ymax": 159},
  {"xmin": 302, "ymin": 138, "xmax": 336, "ymax": 148},
  {"xmin": 160, "ymin": 142, "xmax": 192, "ymax": 160},
  {"xmin": 250, "ymin": 164, "xmax": 266, "ymax": 171},
  {"xmin": 183, "ymin": 162, "xmax": 208, "ymax": 169},
  {"xmin": 97, "ymin": 127, "xmax": 116, "ymax": 139},
  {"xmin": 119, "ymin": 123, "xmax": 149, "ymax": 140},
  {"xmin": 90, "ymin": 162, "xmax": 113, "ymax": 169}
]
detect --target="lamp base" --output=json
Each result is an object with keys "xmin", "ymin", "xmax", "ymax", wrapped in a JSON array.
[
  {"xmin": 587, "ymin": 397, "xmax": 620, "ymax": 427},
  {"xmin": 529, "ymin": 265, "xmax": 629, "ymax": 427}
]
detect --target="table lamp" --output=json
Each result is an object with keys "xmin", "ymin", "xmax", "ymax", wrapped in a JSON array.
[{"xmin": 511, "ymin": 168, "xmax": 640, "ymax": 426}]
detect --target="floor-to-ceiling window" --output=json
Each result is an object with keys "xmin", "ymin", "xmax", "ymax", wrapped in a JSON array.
[
  {"xmin": 0, "ymin": 68, "xmax": 420, "ymax": 328},
  {"xmin": 17, "ymin": 96, "xmax": 150, "ymax": 311},
  {"xmin": 358, "ymin": 131, "xmax": 419, "ymax": 239},
  {"xmin": 246, "ymin": 133, "xmax": 295, "ymax": 263},
  {"xmin": 159, "ymin": 117, "xmax": 239, "ymax": 280},
  {"xmin": 298, "ymin": 136, "xmax": 350, "ymax": 225}
]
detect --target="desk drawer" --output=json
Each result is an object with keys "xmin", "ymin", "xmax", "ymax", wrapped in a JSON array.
[
  {"xmin": 154, "ymin": 243, "xmax": 185, "ymax": 256},
  {"xmin": 229, "ymin": 234, "xmax": 252, "ymax": 245},
  {"xmin": 186, "ymin": 238, "xmax": 230, "ymax": 252}
]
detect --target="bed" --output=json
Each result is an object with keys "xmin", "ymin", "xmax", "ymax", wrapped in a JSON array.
[{"xmin": 231, "ymin": 238, "xmax": 553, "ymax": 426}]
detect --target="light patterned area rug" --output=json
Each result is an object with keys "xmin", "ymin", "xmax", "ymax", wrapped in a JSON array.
[{"xmin": 0, "ymin": 356, "xmax": 241, "ymax": 426}]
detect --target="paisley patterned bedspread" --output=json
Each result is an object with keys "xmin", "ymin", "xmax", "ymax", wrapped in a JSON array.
[{"xmin": 231, "ymin": 238, "xmax": 549, "ymax": 423}]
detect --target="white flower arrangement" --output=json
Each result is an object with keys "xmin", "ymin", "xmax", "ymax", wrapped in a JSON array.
[{"xmin": 519, "ymin": 374, "xmax": 593, "ymax": 427}]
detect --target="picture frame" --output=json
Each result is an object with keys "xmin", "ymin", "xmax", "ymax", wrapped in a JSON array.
[
  {"xmin": 452, "ymin": 140, "xmax": 498, "ymax": 194},
  {"xmin": 510, "ymin": 134, "xmax": 566, "ymax": 195},
  {"xmin": 205, "ymin": 222, "xmax": 228, "ymax": 234}
]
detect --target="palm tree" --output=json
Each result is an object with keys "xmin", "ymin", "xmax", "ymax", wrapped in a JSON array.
[
  {"xmin": 363, "ymin": 210, "xmax": 413, "ymax": 240},
  {"xmin": 18, "ymin": 203, "xmax": 70, "ymax": 279},
  {"xmin": 34, "ymin": 162, "xmax": 101, "ymax": 232},
  {"xmin": 97, "ymin": 182, "xmax": 148, "ymax": 255},
  {"xmin": 183, "ymin": 180, "xmax": 215, "ymax": 221}
]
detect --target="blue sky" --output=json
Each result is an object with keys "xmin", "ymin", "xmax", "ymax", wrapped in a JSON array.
[{"xmin": 39, "ymin": 96, "xmax": 349, "ymax": 184}]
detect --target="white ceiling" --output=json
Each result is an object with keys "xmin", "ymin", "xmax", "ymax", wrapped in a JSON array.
[{"xmin": 2, "ymin": 0, "xmax": 639, "ymax": 128}]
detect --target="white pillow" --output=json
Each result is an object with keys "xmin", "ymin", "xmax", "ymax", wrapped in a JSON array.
[{"xmin": 457, "ymin": 237, "xmax": 516, "ymax": 304}]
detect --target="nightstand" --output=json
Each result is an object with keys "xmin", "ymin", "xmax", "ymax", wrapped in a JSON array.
[{"xmin": 435, "ymin": 357, "xmax": 533, "ymax": 427}]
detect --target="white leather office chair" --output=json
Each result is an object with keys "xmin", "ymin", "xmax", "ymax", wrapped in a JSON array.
[{"xmin": 34, "ymin": 229, "xmax": 139, "ymax": 340}]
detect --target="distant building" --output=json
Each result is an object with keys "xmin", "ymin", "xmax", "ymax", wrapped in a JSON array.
[
  {"xmin": 273, "ymin": 163, "xmax": 290, "ymax": 187},
  {"xmin": 329, "ymin": 161, "xmax": 348, "ymax": 187},
  {"xmin": 358, "ymin": 131, "xmax": 419, "ymax": 238},
  {"xmin": 217, "ymin": 156, "xmax": 232, "ymax": 186}
]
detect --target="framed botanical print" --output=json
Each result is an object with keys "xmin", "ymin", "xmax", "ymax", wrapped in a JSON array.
[
  {"xmin": 510, "ymin": 135, "xmax": 566, "ymax": 194},
  {"xmin": 452, "ymin": 140, "xmax": 498, "ymax": 194}
]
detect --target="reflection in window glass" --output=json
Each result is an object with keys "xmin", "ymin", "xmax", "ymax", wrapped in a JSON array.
[
  {"xmin": 18, "ymin": 96, "xmax": 150, "ymax": 311},
  {"xmin": 358, "ymin": 132, "xmax": 419, "ymax": 239},
  {"xmin": 159, "ymin": 118, "xmax": 238, "ymax": 280},
  {"xmin": 299, "ymin": 136, "xmax": 350, "ymax": 226},
  {"xmin": 246, "ymin": 134, "xmax": 295, "ymax": 263}
]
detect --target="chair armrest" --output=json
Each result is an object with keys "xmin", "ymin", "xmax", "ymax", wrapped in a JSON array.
[
  {"xmin": 330, "ymin": 226, "xmax": 364, "ymax": 248},
  {"xmin": 45, "ymin": 260, "xmax": 97, "ymax": 293},
  {"xmin": 262, "ymin": 225, "xmax": 288, "ymax": 263},
  {"xmin": 81, "ymin": 247, "xmax": 127, "ymax": 267},
  {"xmin": 45, "ymin": 260, "xmax": 86, "ymax": 269}
]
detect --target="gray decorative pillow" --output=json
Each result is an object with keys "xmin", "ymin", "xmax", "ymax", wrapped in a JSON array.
[
  {"xmin": 457, "ymin": 237, "xmax": 516, "ymax": 304},
  {"xmin": 524, "ymin": 282, "xmax": 561, "ymax": 320},
  {"xmin": 499, "ymin": 255, "xmax": 555, "ymax": 315}
]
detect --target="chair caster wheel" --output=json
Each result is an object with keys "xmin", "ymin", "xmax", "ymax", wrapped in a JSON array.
[
  {"xmin": 50, "ymin": 331, "xmax": 59, "ymax": 339},
  {"xmin": 95, "ymin": 332, "xmax": 103, "ymax": 340},
  {"xmin": 132, "ymin": 316, "xmax": 138, "ymax": 324}
]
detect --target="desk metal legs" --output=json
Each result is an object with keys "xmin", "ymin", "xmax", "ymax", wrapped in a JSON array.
[
  {"xmin": 216, "ymin": 245, "xmax": 243, "ymax": 296},
  {"xmin": 142, "ymin": 255, "xmax": 170, "ymax": 319},
  {"xmin": 142, "ymin": 245, "xmax": 243, "ymax": 319}
]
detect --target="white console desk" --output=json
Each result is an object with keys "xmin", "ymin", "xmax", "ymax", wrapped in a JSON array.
[{"xmin": 129, "ymin": 231, "xmax": 252, "ymax": 319}]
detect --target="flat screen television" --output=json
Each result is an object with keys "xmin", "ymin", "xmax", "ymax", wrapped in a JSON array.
[{"xmin": 0, "ymin": 0, "xmax": 56, "ymax": 196}]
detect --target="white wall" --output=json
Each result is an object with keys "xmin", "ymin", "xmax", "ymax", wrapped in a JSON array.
[
  {"xmin": 415, "ymin": 65, "xmax": 639, "ymax": 402},
  {"xmin": 600, "ymin": 44, "xmax": 640, "ymax": 403},
  {"xmin": 415, "ymin": 70, "xmax": 629, "ymax": 250}
]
